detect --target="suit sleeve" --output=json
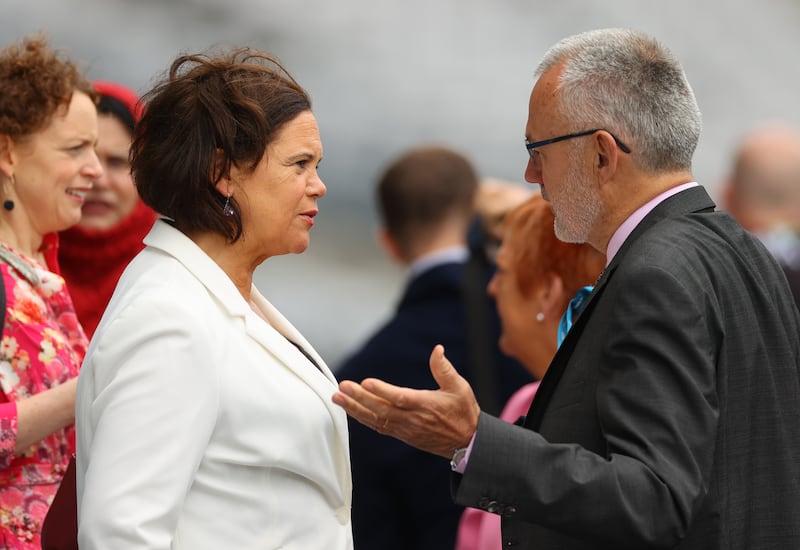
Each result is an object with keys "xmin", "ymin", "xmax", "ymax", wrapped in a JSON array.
[
  {"xmin": 453, "ymin": 262, "xmax": 717, "ymax": 548},
  {"xmin": 77, "ymin": 288, "xmax": 220, "ymax": 550}
]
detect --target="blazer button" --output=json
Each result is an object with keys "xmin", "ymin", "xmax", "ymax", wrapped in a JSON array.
[
  {"xmin": 478, "ymin": 497, "xmax": 490, "ymax": 509},
  {"xmin": 335, "ymin": 506, "xmax": 350, "ymax": 525},
  {"xmin": 486, "ymin": 500, "xmax": 500, "ymax": 514},
  {"xmin": 503, "ymin": 505, "xmax": 517, "ymax": 516}
]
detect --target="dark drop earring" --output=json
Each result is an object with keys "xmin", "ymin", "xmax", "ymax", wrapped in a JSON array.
[
  {"xmin": 3, "ymin": 174, "xmax": 14, "ymax": 211},
  {"xmin": 223, "ymin": 193, "xmax": 234, "ymax": 217}
]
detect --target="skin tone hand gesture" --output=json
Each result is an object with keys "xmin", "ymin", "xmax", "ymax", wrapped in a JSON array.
[{"xmin": 332, "ymin": 344, "xmax": 480, "ymax": 458}]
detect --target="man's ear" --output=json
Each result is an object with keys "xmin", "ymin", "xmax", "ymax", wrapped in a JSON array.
[
  {"xmin": 377, "ymin": 227, "xmax": 407, "ymax": 264},
  {"xmin": 593, "ymin": 130, "xmax": 621, "ymax": 186}
]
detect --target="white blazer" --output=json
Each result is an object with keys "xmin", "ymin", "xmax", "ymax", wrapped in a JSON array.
[{"xmin": 76, "ymin": 220, "xmax": 353, "ymax": 550}]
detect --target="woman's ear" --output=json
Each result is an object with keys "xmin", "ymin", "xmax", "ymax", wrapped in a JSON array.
[
  {"xmin": 539, "ymin": 272, "xmax": 565, "ymax": 319},
  {"xmin": 0, "ymin": 135, "xmax": 15, "ymax": 179},
  {"xmin": 211, "ymin": 148, "xmax": 230, "ymax": 196}
]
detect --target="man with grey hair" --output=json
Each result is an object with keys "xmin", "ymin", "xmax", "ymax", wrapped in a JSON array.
[{"xmin": 333, "ymin": 28, "xmax": 800, "ymax": 549}]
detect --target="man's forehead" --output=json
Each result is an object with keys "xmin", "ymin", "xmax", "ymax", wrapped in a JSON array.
[{"xmin": 526, "ymin": 80, "xmax": 560, "ymax": 137}]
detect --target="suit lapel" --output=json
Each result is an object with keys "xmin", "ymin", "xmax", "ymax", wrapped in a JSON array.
[
  {"xmin": 525, "ymin": 186, "xmax": 716, "ymax": 428},
  {"xmin": 525, "ymin": 270, "xmax": 612, "ymax": 429}
]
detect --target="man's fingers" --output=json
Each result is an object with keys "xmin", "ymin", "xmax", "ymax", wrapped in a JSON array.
[
  {"xmin": 332, "ymin": 369, "xmax": 479, "ymax": 458},
  {"xmin": 359, "ymin": 378, "xmax": 414, "ymax": 409},
  {"xmin": 334, "ymin": 346, "xmax": 465, "ymax": 420},
  {"xmin": 333, "ymin": 381, "xmax": 388, "ymax": 428}
]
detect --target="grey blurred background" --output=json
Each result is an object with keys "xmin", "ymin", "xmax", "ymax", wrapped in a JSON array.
[{"xmin": 4, "ymin": 0, "xmax": 800, "ymax": 368}]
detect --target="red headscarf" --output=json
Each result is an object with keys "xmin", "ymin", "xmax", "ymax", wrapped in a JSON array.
[{"xmin": 92, "ymin": 80, "xmax": 143, "ymax": 122}]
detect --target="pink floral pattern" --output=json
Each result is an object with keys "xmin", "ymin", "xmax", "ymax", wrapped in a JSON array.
[{"xmin": 0, "ymin": 244, "xmax": 86, "ymax": 549}]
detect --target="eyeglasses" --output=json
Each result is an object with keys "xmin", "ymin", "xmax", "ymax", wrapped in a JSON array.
[{"xmin": 525, "ymin": 128, "xmax": 631, "ymax": 170}]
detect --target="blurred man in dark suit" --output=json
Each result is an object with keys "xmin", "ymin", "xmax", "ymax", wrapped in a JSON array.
[{"xmin": 336, "ymin": 146, "xmax": 530, "ymax": 550}]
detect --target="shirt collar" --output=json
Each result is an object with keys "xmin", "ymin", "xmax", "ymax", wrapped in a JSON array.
[
  {"xmin": 409, "ymin": 245, "xmax": 469, "ymax": 277},
  {"xmin": 605, "ymin": 182, "xmax": 699, "ymax": 265}
]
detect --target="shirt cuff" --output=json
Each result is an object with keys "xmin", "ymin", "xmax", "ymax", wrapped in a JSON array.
[{"xmin": 453, "ymin": 430, "xmax": 477, "ymax": 474}]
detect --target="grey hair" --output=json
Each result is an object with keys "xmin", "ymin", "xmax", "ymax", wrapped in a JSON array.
[{"xmin": 535, "ymin": 28, "xmax": 702, "ymax": 174}]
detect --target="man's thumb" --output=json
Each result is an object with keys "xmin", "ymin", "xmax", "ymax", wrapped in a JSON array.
[{"xmin": 429, "ymin": 344, "xmax": 458, "ymax": 390}]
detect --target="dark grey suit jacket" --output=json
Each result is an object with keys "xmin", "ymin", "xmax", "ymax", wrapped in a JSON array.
[{"xmin": 453, "ymin": 186, "xmax": 800, "ymax": 549}]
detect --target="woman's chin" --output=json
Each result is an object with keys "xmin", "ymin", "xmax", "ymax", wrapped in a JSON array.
[
  {"xmin": 58, "ymin": 211, "xmax": 85, "ymax": 233},
  {"xmin": 288, "ymin": 238, "xmax": 310, "ymax": 255}
]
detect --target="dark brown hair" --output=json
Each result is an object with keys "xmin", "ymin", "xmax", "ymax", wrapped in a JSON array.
[
  {"xmin": 377, "ymin": 146, "xmax": 478, "ymax": 255},
  {"xmin": 0, "ymin": 34, "xmax": 95, "ymax": 138},
  {"xmin": 131, "ymin": 47, "xmax": 311, "ymax": 242},
  {"xmin": 504, "ymin": 194, "xmax": 605, "ymax": 302}
]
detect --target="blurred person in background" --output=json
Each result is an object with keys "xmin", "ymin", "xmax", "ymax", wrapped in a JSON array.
[
  {"xmin": 455, "ymin": 193, "xmax": 604, "ymax": 550},
  {"xmin": 471, "ymin": 177, "xmax": 533, "ymax": 258},
  {"xmin": 721, "ymin": 121, "xmax": 800, "ymax": 307},
  {"xmin": 336, "ymin": 146, "xmax": 530, "ymax": 550},
  {"xmin": 463, "ymin": 177, "xmax": 535, "ymax": 418},
  {"xmin": 59, "ymin": 81, "xmax": 156, "ymax": 338},
  {"xmin": 76, "ymin": 47, "xmax": 353, "ymax": 549},
  {"xmin": 0, "ymin": 34, "xmax": 100, "ymax": 548}
]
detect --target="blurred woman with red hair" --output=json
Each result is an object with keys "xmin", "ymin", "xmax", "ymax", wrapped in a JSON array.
[{"xmin": 455, "ymin": 193, "xmax": 605, "ymax": 550}]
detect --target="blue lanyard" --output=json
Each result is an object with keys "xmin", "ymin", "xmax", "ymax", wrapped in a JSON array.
[{"xmin": 556, "ymin": 286, "xmax": 593, "ymax": 348}]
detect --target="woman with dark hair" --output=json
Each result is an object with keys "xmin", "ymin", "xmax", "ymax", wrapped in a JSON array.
[
  {"xmin": 58, "ymin": 81, "xmax": 157, "ymax": 338},
  {"xmin": 0, "ymin": 34, "xmax": 101, "ymax": 548},
  {"xmin": 75, "ymin": 47, "xmax": 352, "ymax": 549}
]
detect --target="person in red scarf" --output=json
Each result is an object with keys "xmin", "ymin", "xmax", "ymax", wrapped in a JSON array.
[{"xmin": 58, "ymin": 81, "xmax": 157, "ymax": 338}]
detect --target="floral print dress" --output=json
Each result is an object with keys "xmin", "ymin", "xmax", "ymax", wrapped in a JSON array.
[{"xmin": 0, "ymin": 242, "xmax": 87, "ymax": 549}]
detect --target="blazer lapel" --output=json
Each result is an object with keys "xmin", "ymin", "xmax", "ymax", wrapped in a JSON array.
[
  {"xmin": 248, "ymin": 290, "xmax": 336, "ymax": 386},
  {"xmin": 244, "ymin": 293, "xmax": 352, "ymax": 493},
  {"xmin": 144, "ymin": 221, "xmax": 352, "ymax": 491},
  {"xmin": 525, "ymin": 186, "xmax": 717, "ymax": 428}
]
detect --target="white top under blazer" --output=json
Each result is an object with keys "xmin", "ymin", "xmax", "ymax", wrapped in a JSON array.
[{"xmin": 75, "ymin": 220, "xmax": 353, "ymax": 550}]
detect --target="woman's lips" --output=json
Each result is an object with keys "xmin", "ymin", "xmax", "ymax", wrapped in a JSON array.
[{"xmin": 301, "ymin": 209, "xmax": 318, "ymax": 226}]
